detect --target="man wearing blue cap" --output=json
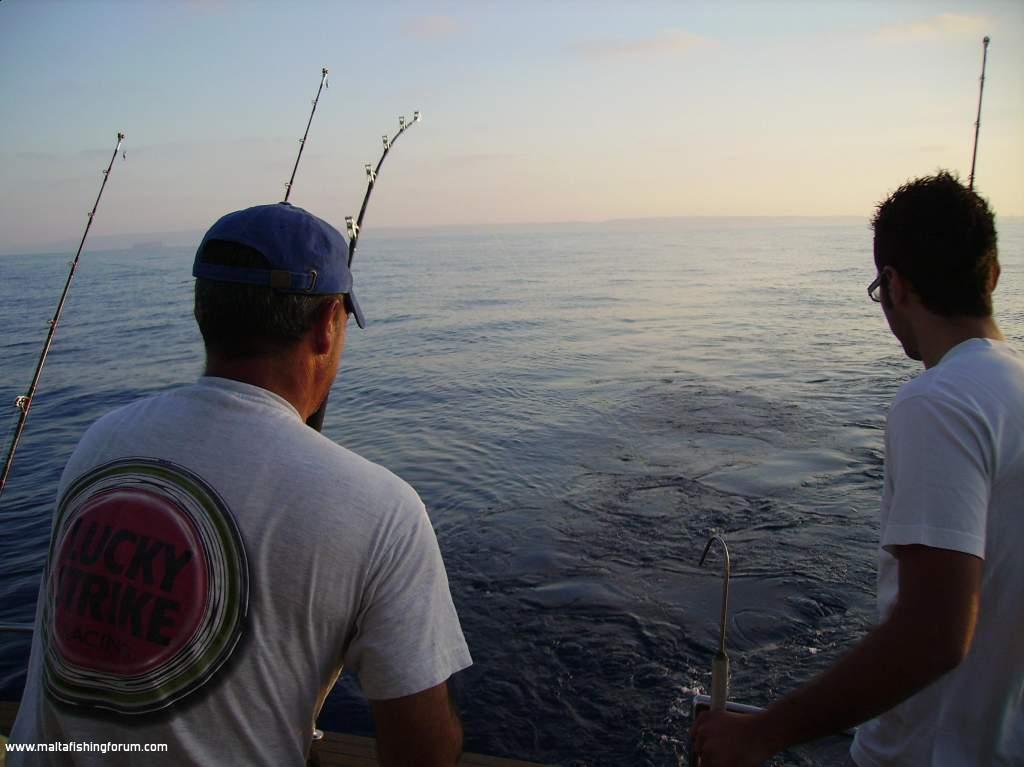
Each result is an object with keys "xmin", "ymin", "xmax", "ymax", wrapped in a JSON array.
[{"xmin": 10, "ymin": 202, "xmax": 472, "ymax": 766}]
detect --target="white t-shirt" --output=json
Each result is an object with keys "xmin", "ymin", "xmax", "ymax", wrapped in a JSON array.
[
  {"xmin": 10, "ymin": 377, "xmax": 472, "ymax": 766},
  {"xmin": 852, "ymin": 339, "xmax": 1024, "ymax": 767}
]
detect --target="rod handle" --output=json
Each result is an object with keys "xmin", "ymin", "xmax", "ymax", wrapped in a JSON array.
[{"xmin": 710, "ymin": 652, "xmax": 729, "ymax": 711}]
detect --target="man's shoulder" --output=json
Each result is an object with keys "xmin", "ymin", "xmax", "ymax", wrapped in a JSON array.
[
  {"xmin": 895, "ymin": 339, "xmax": 1024, "ymax": 409},
  {"xmin": 228, "ymin": 405, "xmax": 424, "ymax": 521},
  {"xmin": 268, "ymin": 429, "xmax": 429, "ymax": 551},
  {"xmin": 68, "ymin": 389, "xmax": 173, "ymax": 456},
  {"xmin": 90, "ymin": 379, "xmax": 214, "ymax": 422},
  {"xmin": 307, "ymin": 431, "xmax": 419, "ymax": 500},
  {"xmin": 887, "ymin": 341, "xmax": 1024, "ymax": 470}
]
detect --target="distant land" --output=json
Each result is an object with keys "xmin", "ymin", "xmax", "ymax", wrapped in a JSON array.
[{"xmin": 0, "ymin": 230, "xmax": 203, "ymax": 258}]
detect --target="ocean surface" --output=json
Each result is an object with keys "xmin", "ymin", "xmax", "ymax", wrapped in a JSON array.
[{"xmin": 2, "ymin": 217, "xmax": 1022, "ymax": 766}]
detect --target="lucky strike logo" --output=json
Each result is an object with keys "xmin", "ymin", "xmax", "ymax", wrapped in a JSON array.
[
  {"xmin": 43, "ymin": 459, "xmax": 248, "ymax": 714},
  {"xmin": 52, "ymin": 488, "xmax": 208, "ymax": 675}
]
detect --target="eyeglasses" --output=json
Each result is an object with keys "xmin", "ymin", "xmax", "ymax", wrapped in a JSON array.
[{"xmin": 867, "ymin": 272, "xmax": 886, "ymax": 303}]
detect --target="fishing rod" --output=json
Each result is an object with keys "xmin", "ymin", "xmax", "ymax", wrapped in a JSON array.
[
  {"xmin": 305, "ymin": 111, "xmax": 422, "ymax": 432},
  {"xmin": 284, "ymin": 67, "xmax": 329, "ymax": 202},
  {"xmin": 0, "ymin": 132, "xmax": 126, "ymax": 503},
  {"xmin": 345, "ymin": 111, "xmax": 422, "ymax": 266},
  {"xmin": 968, "ymin": 36, "xmax": 990, "ymax": 191}
]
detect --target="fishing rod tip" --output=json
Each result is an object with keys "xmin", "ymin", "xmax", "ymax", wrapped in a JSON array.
[{"xmin": 983, "ymin": 36, "xmax": 990, "ymax": 44}]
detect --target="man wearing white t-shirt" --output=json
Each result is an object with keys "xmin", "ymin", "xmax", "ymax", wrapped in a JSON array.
[
  {"xmin": 10, "ymin": 203, "xmax": 473, "ymax": 766},
  {"xmin": 692, "ymin": 172, "xmax": 1023, "ymax": 766}
]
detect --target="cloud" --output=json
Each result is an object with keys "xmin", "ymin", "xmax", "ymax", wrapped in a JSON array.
[
  {"xmin": 574, "ymin": 29, "xmax": 711, "ymax": 59},
  {"xmin": 445, "ymin": 152, "xmax": 522, "ymax": 169},
  {"xmin": 871, "ymin": 13, "xmax": 988, "ymax": 44},
  {"xmin": 402, "ymin": 15, "xmax": 462, "ymax": 41},
  {"xmin": 16, "ymin": 151, "xmax": 61, "ymax": 162},
  {"xmin": 183, "ymin": 0, "xmax": 227, "ymax": 13}
]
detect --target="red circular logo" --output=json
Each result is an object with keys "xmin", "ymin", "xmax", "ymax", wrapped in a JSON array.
[
  {"xmin": 52, "ymin": 487, "xmax": 210, "ymax": 676},
  {"xmin": 44, "ymin": 459, "xmax": 248, "ymax": 714}
]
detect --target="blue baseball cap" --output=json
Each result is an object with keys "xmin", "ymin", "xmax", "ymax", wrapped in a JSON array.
[{"xmin": 193, "ymin": 202, "xmax": 365, "ymax": 329}]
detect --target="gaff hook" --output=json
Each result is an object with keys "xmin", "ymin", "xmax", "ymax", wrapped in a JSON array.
[{"xmin": 699, "ymin": 534, "xmax": 731, "ymax": 711}]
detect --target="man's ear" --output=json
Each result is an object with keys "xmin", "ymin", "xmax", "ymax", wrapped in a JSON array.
[
  {"xmin": 311, "ymin": 298, "xmax": 344, "ymax": 356},
  {"xmin": 989, "ymin": 262, "xmax": 1001, "ymax": 293},
  {"xmin": 885, "ymin": 267, "xmax": 913, "ymax": 307}
]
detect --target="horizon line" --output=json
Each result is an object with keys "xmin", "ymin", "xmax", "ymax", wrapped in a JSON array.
[{"xmin": 4, "ymin": 213, "xmax": 1023, "ymax": 257}]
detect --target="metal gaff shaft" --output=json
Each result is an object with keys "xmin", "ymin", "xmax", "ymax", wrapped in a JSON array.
[
  {"xmin": 0, "ymin": 132, "xmax": 126, "ymax": 502},
  {"xmin": 284, "ymin": 67, "xmax": 329, "ymax": 203},
  {"xmin": 968, "ymin": 36, "xmax": 990, "ymax": 191},
  {"xmin": 699, "ymin": 535, "xmax": 732, "ymax": 711}
]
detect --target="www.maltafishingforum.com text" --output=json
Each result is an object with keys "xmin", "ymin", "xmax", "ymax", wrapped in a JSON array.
[{"xmin": 6, "ymin": 741, "xmax": 169, "ymax": 755}]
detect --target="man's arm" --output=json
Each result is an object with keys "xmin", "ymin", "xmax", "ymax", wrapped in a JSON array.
[
  {"xmin": 690, "ymin": 544, "xmax": 982, "ymax": 767},
  {"xmin": 371, "ymin": 680, "xmax": 463, "ymax": 767}
]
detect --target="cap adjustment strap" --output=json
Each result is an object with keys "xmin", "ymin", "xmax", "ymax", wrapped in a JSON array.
[{"xmin": 195, "ymin": 263, "xmax": 320, "ymax": 293}]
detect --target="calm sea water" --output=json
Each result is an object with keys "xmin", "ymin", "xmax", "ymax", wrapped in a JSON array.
[{"xmin": 2, "ymin": 218, "xmax": 1022, "ymax": 765}]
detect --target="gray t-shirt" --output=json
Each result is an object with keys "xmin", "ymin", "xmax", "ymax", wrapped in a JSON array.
[{"xmin": 10, "ymin": 377, "xmax": 472, "ymax": 765}]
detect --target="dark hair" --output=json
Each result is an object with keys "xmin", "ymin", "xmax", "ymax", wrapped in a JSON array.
[
  {"xmin": 872, "ymin": 171, "xmax": 998, "ymax": 317},
  {"xmin": 194, "ymin": 240, "xmax": 339, "ymax": 359}
]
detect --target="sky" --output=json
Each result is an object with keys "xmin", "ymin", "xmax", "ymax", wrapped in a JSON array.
[{"xmin": 1, "ymin": 1, "xmax": 1022, "ymax": 253}]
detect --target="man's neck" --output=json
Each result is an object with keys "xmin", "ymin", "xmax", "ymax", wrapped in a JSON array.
[
  {"xmin": 917, "ymin": 315, "xmax": 1004, "ymax": 369},
  {"xmin": 205, "ymin": 352, "xmax": 321, "ymax": 420}
]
